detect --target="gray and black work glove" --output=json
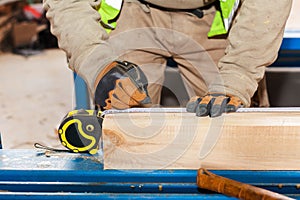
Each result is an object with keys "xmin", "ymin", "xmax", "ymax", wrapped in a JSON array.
[
  {"xmin": 186, "ymin": 94, "xmax": 243, "ymax": 117},
  {"xmin": 94, "ymin": 61, "xmax": 151, "ymax": 110}
]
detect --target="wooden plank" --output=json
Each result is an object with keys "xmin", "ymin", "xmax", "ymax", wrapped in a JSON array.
[{"xmin": 103, "ymin": 111, "xmax": 300, "ymax": 170}]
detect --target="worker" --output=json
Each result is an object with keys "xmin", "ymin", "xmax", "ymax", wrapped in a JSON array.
[{"xmin": 43, "ymin": 0, "xmax": 292, "ymax": 117}]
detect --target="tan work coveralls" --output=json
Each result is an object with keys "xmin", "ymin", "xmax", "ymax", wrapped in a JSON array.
[{"xmin": 43, "ymin": 0, "xmax": 292, "ymax": 107}]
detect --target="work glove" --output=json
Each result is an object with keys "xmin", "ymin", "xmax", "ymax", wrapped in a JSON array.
[
  {"xmin": 186, "ymin": 94, "xmax": 243, "ymax": 117},
  {"xmin": 94, "ymin": 61, "xmax": 151, "ymax": 110}
]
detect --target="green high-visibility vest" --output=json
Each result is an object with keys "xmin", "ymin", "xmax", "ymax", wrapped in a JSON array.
[
  {"xmin": 98, "ymin": 0, "xmax": 122, "ymax": 33},
  {"xmin": 208, "ymin": 0, "xmax": 240, "ymax": 37},
  {"xmin": 98, "ymin": 0, "xmax": 240, "ymax": 36}
]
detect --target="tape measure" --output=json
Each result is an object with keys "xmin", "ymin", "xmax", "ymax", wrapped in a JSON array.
[{"xmin": 58, "ymin": 110, "xmax": 103, "ymax": 154}]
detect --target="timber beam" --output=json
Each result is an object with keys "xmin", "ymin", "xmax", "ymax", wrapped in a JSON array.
[{"xmin": 103, "ymin": 108, "xmax": 300, "ymax": 170}]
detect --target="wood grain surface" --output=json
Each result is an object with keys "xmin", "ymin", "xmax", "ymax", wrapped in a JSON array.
[{"xmin": 103, "ymin": 111, "xmax": 300, "ymax": 170}]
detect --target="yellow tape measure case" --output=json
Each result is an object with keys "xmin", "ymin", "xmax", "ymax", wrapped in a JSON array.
[{"xmin": 58, "ymin": 110, "xmax": 103, "ymax": 154}]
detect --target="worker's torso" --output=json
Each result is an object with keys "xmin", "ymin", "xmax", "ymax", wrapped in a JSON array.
[{"xmin": 140, "ymin": 0, "xmax": 216, "ymax": 9}]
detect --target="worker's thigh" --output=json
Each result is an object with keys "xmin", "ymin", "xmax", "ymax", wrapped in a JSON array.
[
  {"xmin": 108, "ymin": 1, "xmax": 228, "ymax": 103},
  {"xmin": 169, "ymin": 10, "xmax": 229, "ymax": 97}
]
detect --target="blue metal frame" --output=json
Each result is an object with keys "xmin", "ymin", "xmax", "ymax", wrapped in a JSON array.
[
  {"xmin": 271, "ymin": 37, "xmax": 300, "ymax": 67},
  {"xmin": 0, "ymin": 149, "xmax": 300, "ymax": 199},
  {"xmin": 73, "ymin": 73, "xmax": 91, "ymax": 109},
  {"xmin": 281, "ymin": 37, "xmax": 300, "ymax": 50},
  {"xmin": 0, "ymin": 149, "xmax": 298, "ymax": 199}
]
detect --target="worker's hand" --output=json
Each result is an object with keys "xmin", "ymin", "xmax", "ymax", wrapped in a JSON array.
[
  {"xmin": 94, "ymin": 61, "xmax": 151, "ymax": 110},
  {"xmin": 186, "ymin": 94, "xmax": 242, "ymax": 117}
]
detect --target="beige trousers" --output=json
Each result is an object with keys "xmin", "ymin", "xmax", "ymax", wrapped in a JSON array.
[{"xmin": 109, "ymin": 1, "xmax": 228, "ymax": 104}]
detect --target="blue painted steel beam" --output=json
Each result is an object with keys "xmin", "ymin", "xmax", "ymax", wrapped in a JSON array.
[
  {"xmin": 271, "ymin": 50, "xmax": 300, "ymax": 67},
  {"xmin": 281, "ymin": 38, "xmax": 300, "ymax": 50},
  {"xmin": 272, "ymin": 37, "xmax": 300, "ymax": 66},
  {"xmin": 3, "ymin": 169, "xmax": 300, "ymax": 185},
  {"xmin": 0, "ymin": 192, "xmax": 236, "ymax": 200},
  {"xmin": 1, "ymin": 169, "xmax": 300, "ymax": 194},
  {"xmin": 73, "ymin": 73, "xmax": 91, "ymax": 109},
  {"xmin": 0, "ymin": 180, "xmax": 299, "ymax": 195},
  {"xmin": 1, "ymin": 150, "xmax": 300, "ymax": 199}
]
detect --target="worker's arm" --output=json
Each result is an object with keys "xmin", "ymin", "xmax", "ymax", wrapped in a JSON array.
[
  {"xmin": 43, "ymin": 0, "xmax": 151, "ymax": 109},
  {"xmin": 188, "ymin": 0, "xmax": 293, "ymax": 117},
  {"xmin": 210, "ymin": 0, "xmax": 292, "ymax": 106},
  {"xmin": 43, "ymin": 0, "xmax": 114, "ymax": 95}
]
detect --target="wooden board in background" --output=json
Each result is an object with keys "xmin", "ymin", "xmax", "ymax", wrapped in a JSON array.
[{"xmin": 103, "ymin": 111, "xmax": 300, "ymax": 170}]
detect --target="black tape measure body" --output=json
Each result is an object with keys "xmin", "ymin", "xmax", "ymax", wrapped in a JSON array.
[{"xmin": 58, "ymin": 110, "xmax": 103, "ymax": 154}]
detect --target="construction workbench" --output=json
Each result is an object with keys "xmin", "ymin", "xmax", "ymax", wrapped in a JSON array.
[{"xmin": 0, "ymin": 149, "xmax": 300, "ymax": 199}]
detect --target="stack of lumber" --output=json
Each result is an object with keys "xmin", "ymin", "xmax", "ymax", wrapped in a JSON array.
[{"xmin": 0, "ymin": 0, "xmax": 25, "ymax": 52}]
